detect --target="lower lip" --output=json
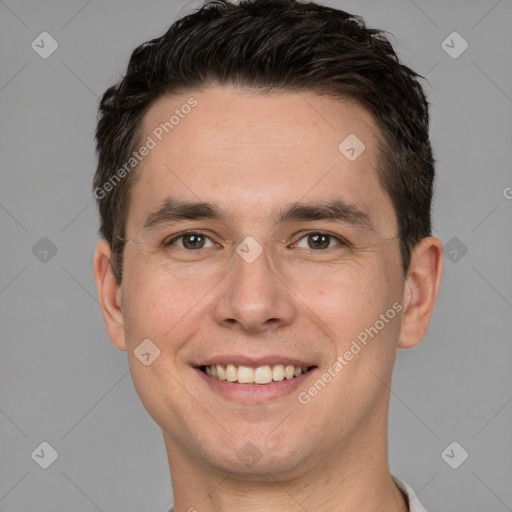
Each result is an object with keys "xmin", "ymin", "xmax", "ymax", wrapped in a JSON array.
[{"xmin": 195, "ymin": 367, "xmax": 317, "ymax": 404}]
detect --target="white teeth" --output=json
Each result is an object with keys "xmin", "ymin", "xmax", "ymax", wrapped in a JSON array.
[
  {"xmin": 272, "ymin": 364, "xmax": 285, "ymax": 382},
  {"xmin": 216, "ymin": 364, "xmax": 226, "ymax": 380},
  {"xmin": 226, "ymin": 364, "xmax": 238, "ymax": 382},
  {"xmin": 237, "ymin": 365, "xmax": 254, "ymax": 383},
  {"xmin": 203, "ymin": 364, "xmax": 312, "ymax": 384},
  {"xmin": 254, "ymin": 365, "xmax": 273, "ymax": 384}
]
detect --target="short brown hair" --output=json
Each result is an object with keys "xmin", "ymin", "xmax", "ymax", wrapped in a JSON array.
[{"xmin": 93, "ymin": 0, "xmax": 434, "ymax": 283}]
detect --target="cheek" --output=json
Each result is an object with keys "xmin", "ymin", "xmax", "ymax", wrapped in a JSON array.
[
  {"xmin": 294, "ymin": 263, "xmax": 393, "ymax": 344},
  {"xmin": 120, "ymin": 260, "xmax": 204, "ymax": 342},
  {"xmin": 126, "ymin": 350, "xmax": 187, "ymax": 433},
  {"xmin": 311, "ymin": 270, "xmax": 401, "ymax": 414}
]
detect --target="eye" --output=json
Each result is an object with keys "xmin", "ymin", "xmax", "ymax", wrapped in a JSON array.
[
  {"xmin": 291, "ymin": 232, "xmax": 348, "ymax": 250},
  {"xmin": 163, "ymin": 231, "xmax": 218, "ymax": 250}
]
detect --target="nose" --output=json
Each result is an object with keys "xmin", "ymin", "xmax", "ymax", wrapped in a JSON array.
[{"xmin": 212, "ymin": 239, "xmax": 296, "ymax": 333}]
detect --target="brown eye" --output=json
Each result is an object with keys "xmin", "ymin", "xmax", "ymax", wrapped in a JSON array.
[
  {"xmin": 164, "ymin": 232, "xmax": 216, "ymax": 250},
  {"xmin": 293, "ymin": 232, "xmax": 346, "ymax": 250},
  {"xmin": 182, "ymin": 233, "xmax": 206, "ymax": 249},
  {"xmin": 308, "ymin": 233, "xmax": 330, "ymax": 249}
]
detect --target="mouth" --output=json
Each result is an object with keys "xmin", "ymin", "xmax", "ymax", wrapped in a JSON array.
[
  {"xmin": 194, "ymin": 360, "xmax": 318, "ymax": 404},
  {"xmin": 200, "ymin": 363, "xmax": 315, "ymax": 384}
]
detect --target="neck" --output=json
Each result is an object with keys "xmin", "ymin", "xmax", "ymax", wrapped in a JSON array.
[{"xmin": 164, "ymin": 403, "xmax": 408, "ymax": 512}]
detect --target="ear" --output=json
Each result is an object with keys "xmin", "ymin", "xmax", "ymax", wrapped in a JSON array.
[
  {"xmin": 93, "ymin": 238, "xmax": 127, "ymax": 351},
  {"xmin": 398, "ymin": 236, "xmax": 443, "ymax": 349}
]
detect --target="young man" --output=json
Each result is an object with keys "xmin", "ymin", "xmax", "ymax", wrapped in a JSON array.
[{"xmin": 92, "ymin": 1, "xmax": 443, "ymax": 510}]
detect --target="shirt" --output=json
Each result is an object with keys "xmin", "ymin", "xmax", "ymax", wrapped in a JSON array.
[{"xmin": 166, "ymin": 474, "xmax": 427, "ymax": 512}]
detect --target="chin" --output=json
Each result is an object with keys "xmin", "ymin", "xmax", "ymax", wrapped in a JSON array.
[{"xmin": 198, "ymin": 435, "xmax": 311, "ymax": 481}]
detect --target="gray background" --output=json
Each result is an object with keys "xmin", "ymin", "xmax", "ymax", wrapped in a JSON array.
[{"xmin": 1, "ymin": 0, "xmax": 511, "ymax": 510}]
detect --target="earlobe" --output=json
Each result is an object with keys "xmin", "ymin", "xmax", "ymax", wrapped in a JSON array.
[
  {"xmin": 93, "ymin": 239, "xmax": 127, "ymax": 351},
  {"xmin": 397, "ymin": 236, "xmax": 443, "ymax": 349}
]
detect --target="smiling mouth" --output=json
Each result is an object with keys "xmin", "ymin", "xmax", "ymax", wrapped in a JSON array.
[{"xmin": 200, "ymin": 364, "xmax": 315, "ymax": 384}]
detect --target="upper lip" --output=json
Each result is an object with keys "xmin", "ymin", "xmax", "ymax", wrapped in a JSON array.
[{"xmin": 197, "ymin": 355, "xmax": 316, "ymax": 368}]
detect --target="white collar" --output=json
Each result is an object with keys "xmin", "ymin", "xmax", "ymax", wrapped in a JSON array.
[{"xmin": 392, "ymin": 474, "xmax": 428, "ymax": 512}]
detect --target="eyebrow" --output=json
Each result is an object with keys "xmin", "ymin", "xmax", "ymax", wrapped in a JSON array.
[{"xmin": 143, "ymin": 198, "xmax": 375, "ymax": 232}]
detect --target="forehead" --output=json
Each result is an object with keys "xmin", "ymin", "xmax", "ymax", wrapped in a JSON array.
[{"xmin": 127, "ymin": 85, "xmax": 395, "ymax": 235}]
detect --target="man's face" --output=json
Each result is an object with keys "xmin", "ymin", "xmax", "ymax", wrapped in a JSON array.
[{"xmin": 113, "ymin": 86, "xmax": 407, "ymax": 476}]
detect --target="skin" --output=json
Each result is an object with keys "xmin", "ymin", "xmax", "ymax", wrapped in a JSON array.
[{"xmin": 94, "ymin": 85, "xmax": 443, "ymax": 512}]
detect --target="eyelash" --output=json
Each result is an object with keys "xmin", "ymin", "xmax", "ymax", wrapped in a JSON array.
[{"xmin": 163, "ymin": 231, "xmax": 350, "ymax": 250}]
